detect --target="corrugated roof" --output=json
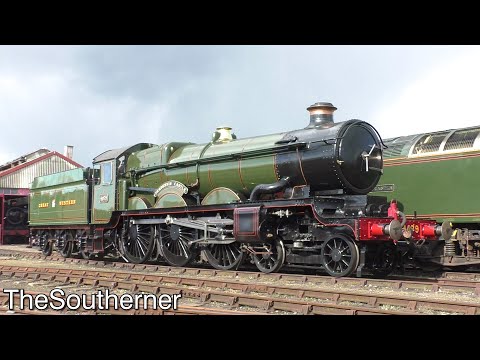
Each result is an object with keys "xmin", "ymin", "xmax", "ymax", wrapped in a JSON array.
[
  {"xmin": 0, "ymin": 151, "xmax": 83, "ymax": 178},
  {"xmin": 0, "ymin": 148, "xmax": 50, "ymax": 172}
]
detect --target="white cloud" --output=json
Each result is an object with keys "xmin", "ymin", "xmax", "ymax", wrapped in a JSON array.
[{"xmin": 372, "ymin": 47, "xmax": 480, "ymax": 139}]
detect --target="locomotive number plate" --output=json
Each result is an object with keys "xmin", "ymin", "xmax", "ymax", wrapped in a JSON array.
[{"xmin": 403, "ymin": 224, "xmax": 420, "ymax": 234}]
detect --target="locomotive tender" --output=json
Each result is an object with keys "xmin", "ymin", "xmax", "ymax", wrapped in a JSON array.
[{"xmin": 29, "ymin": 102, "xmax": 447, "ymax": 277}]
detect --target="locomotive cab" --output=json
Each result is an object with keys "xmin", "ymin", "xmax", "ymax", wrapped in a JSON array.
[{"xmin": 91, "ymin": 143, "xmax": 154, "ymax": 224}]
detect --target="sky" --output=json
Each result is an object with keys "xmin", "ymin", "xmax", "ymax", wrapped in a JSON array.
[{"xmin": 0, "ymin": 45, "xmax": 479, "ymax": 167}]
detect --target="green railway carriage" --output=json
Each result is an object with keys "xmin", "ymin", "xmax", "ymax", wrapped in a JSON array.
[
  {"xmin": 29, "ymin": 101, "xmax": 446, "ymax": 277},
  {"xmin": 372, "ymin": 126, "xmax": 480, "ymax": 266}
]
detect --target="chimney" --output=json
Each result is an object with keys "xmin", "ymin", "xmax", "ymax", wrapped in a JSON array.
[
  {"xmin": 306, "ymin": 101, "xmax": 337, "ymax": 128},
  {"xmin": 64, "ymin": 145, "xmax": 74, "ymax": 159}
]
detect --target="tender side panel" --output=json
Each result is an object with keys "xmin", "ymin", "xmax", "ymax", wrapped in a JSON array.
[{"xmin": 29, "ymin": 168, "xmax": 90, "ymax": 226}]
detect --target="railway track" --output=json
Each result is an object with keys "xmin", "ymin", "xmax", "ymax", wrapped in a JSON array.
[
  {"xmin": 2, "ymin": 249, "xmax": 480, "ymax": 295},
  {"xmin": 1, "ymin": 264, "xmax": 479, "ymax": 315},
  {"xmin": 3, "ymin": 246, "xmax": 480, "ymax": 280},
  {"xmin": 2, "ymin": 246, "xmax": 480, "ymax": 314}
]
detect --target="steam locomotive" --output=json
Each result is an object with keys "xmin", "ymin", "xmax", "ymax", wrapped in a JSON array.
[
  {"xmin": 29, "ymin": 102, "xmax": 448, "ymax": 277},
  {"xmin": 2, "ymin": 197, "xmax": 28, "ymax": 244},
  {"xmin": 5, "ymin": 198, "xmax": 28, "ymax": 227}
]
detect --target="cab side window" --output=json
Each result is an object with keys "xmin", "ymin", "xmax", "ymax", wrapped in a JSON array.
[{"xmin": 101, "ymin": 162, "xmax": 113, "ymax": 185}]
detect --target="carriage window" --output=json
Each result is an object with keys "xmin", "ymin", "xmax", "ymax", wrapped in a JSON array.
[
  {"xmin": 443, "ymin": 129, "xmax": 480, "ymax": 151},
  {"xmin": 383, "ymin": 144, "xmax": 405, "ymax": 158},
  {"xmin": 411, "ymin": 132, "xmax": 449, "ymax": 155},
  {"xmin": 101, "ymin": 162, "xmax": 113, "ymax": 185}
]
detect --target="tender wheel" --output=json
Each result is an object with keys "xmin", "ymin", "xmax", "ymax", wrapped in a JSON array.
[
  {"xmin": 159, "ymin": 223, "xmax": 197, "ymax": 267},
  {"xmin": 75, "ymin": 230, "xmax": 95, "ymax": 259},
  {"xmin": 203, "ymin": 243, "xmax": 244, "ymax": 270},
  {"xmin": 119, "ymin": 223, "xmax": 155, "ymax": 263},
  {"xmin": 58, "ymin": 231, "xmax": 73, "ymax": 258},
  {"xmin": 321, "ymin": 235, "xmax": 358, "ymax": 277},
  {"xmin": 252, "ymin": 239, "xmax": 285, "ymax": 273},
  {"xmin": 42, "ymin": 233, "xmax": 53, "ymax": 256}
]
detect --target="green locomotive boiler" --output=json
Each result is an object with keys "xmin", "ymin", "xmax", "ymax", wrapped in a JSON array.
[
  {"xmin": 372, "ymin": 126, "xmax": 480, "ymax": 268},
  {"xmin": 29, "ymin": 102, "xmax": 445, "ymax": 277}
]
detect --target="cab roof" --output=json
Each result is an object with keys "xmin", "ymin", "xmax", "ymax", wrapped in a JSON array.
[{"xmin": 93, "ymin": 143, "xmax": 155, "ymax": 163}]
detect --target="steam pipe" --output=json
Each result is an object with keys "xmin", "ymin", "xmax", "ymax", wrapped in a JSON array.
[{"xmin": 249, "ymin": 177, "xmax": 290, "ymax": 201}]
